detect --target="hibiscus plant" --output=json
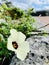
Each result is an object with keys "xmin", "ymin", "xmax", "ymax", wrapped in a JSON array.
[{"xmin": 0, "ymin": 3, "xmax": 37, "ymax": 63}]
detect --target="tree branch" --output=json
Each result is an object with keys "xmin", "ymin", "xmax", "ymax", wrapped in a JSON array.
[
  {"xmin": 38, "ymin": 23, "xmax": 49, "ymax": 29},
  {"xmin": 28, "ymin": 32, "xmax": 49, "ymax": 36}
]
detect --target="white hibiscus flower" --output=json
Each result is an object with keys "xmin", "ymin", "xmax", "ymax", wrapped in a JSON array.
[{"xmin": 7, "ymin": 29, "xmax": 30, "ymax": 61}]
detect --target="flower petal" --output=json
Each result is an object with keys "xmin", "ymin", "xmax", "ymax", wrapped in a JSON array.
[
  {"xmin": 19, "ymin": 41, "xmax": 30, "ymax": 53},
  {"xmin": 23, "ymin": 41, "xmax": 30, "ymax": 53},
  {"xmin": 17, "ymin": 32, "xmax": 26, "ymax": 43},
  {"xmin": 7, "ymin": 36, "xmax": 16, "ymax": 51},
  {"xmin": 10, "ymin": 29, "xmax": 18, "ymax": 36},
  {"xmin": 16, "ymin": 50, "xmax": 27, "ymax": 61},
  {"xmin": 8, "ymin": 29, "xmax": 26, "ymax": 44},
  {"xmin": 10, "ymin": 29, "xmax": 18, "ymax": 42},
  {"xmin": 15, "ymin": 41, "xmax": 30, "ymax": 60}
]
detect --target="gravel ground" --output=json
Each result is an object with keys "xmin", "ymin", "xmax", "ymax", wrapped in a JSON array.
[{"xmin": 9, "ymin": 18, "xmax": 49, "ymax": 65}]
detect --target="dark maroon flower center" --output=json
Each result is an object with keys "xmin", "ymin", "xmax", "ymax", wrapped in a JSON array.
[{"xmin": 12, "ymin": 41, "xmax": 18, "ymax": 49}]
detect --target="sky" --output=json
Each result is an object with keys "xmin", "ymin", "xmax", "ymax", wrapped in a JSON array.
[{"xmin": 0, "ymin": 0, "xmax": 49, "ymax": 11}]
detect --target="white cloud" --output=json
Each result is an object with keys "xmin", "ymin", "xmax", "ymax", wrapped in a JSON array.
[
  {"xmin": 27, "ymin": 0, "xmax": 49, "ymax": 4},
  {"xmin": 44, "ymin": 6, "xmax": 49, "ymax": 10},
  {"xmin": 11, "ymin": 0, "xmax": 43, "ymax": 10},
  {"xmin": 34, "ymin": 8, "xmax": 43, "ymax": 11},
  {"xmin": 1, "ymin": 0, "xmax": 49, "ymax": 10},
  {"xmin": 43, "ymin": 0, "xmax": 49, "ymax": 4},
  {"xmin": 12, "ymin": 0, "xmax": 49, "ymax": 10},
  {"xmin": 16, "ymin": 3, "xmax": 28, "ymax": 10},
  {"xmin": 12, "ymin": 2, "xmax": 29, "ymax": 10},
  {"xmin": 30, "ymin": 0, "xmax": 42, "ymax": 4}
]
